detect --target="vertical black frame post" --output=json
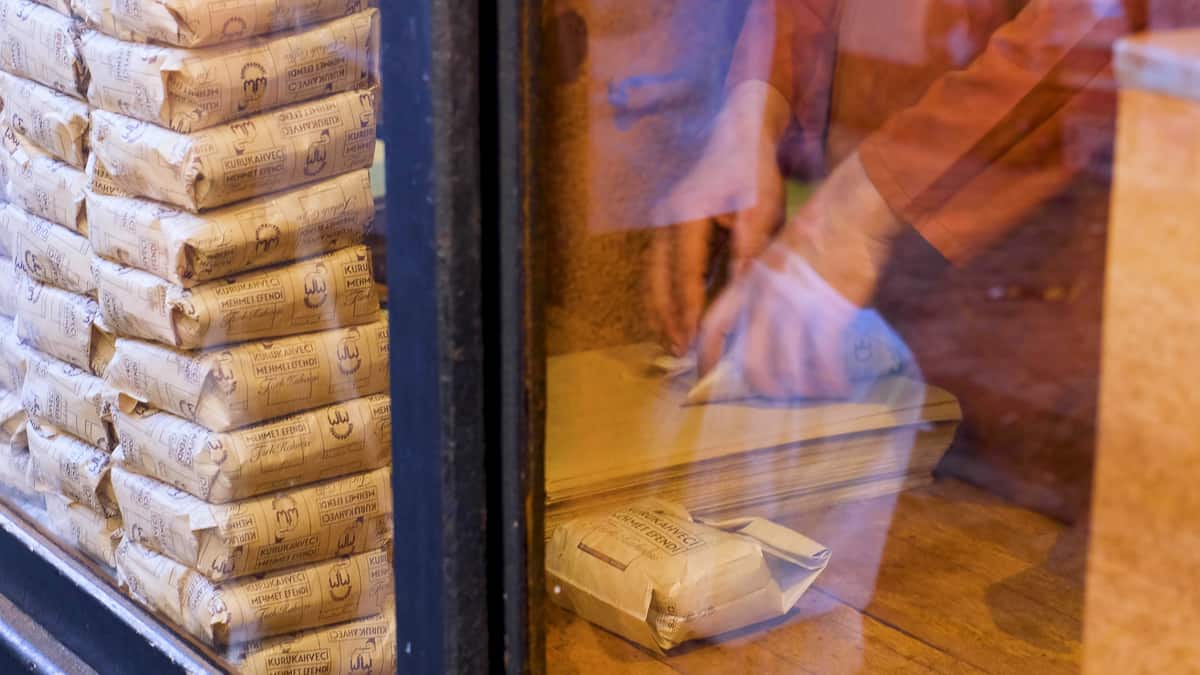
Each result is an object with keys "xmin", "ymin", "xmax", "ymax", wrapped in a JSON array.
[
  {"xmin": 493, "ymin": 0, "xmax": 545, "ymax": 672},
  {"xmin": 382, "ymin": 1, "xmax": 490, "ymax": 673}
]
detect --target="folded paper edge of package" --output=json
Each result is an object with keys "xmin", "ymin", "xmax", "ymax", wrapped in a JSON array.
[{"xmin": 546, "ymin": 499, "xmax": 830, "ymax": 652}]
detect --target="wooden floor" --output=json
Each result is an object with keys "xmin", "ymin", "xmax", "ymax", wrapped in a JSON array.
[{"xmin": 545, "ymin": 478, "xmax": 1087, "ymax": 674}]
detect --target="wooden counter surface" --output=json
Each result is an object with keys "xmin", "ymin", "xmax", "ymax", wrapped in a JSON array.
[{"xmin": 546, "ymin": 477, "xmax": 1085, "ymax": 674}]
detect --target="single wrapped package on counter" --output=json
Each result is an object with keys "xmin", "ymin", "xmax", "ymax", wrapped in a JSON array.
[
  {"xmin": 1, "ymin": 127, "xmax": 88, "ymax": 232},
  {"xmin": 0, "ymin": 71, "xmax": 89, "ymax": 168},
  {"xmin": 90, "ymin": 87, "xmax": 379, "ymax": 211},
  {"xmin": 105, "ymin": 314, "xmax": 389, "ymax": 431},
  {"xmin": 118, "ymin": 542, "xmax": 393, "ymax": 646},
  {"xmin": 78, "ymin": 0, "xmax": 363, "ymax": 48},
  {"xmin": 83, "ymin": 10, "xmax": 378, "ymax": 133},
  {"xmin": 112, "ymin": 466, "xmax": 393, "ymax": 582},
  {"xmin": 0, "ymin": 0, "xmax": 87, "ymax": 98},
  {"xmin": 546, "ymin": 500, "xmax": 832, "ymax": 651},
  {"xmin": 28, "ymin": 425, "xmax": 118, "ymax": 517},
  {"xmin": 113, "ymin": 394, "xmax": 391, "ymax": 503},
  {"xmin": 45, "ymin": 494, "xmax": 122, "ymax": 568},
  {"xmin": 235, "ymin": 611, "xmax": 397, "ymax": 675},
  {"xmin": 0, "ymin": 316, "xmax": 28, "ymax": 391},
  {"xmin": 95, "ymin": 245, "xmax": 380, "ymax": 350},
  {"xmin": 11, "ymin": 206, "xmax": 96, "ymax": 294},
  {"xmin": 22, "ymin": 350, "xmax": 116, "ymax": 450},
  {"xmin": 86, "ymin": 169, "xmax": 374, "ymax": 287},
  {"xmin": 0, "ymin": 388, "xmax": 27, "ymax": 451},
  {"xmin": 15, "ymin": 275, "xmax": 116, "ymax": 375}
]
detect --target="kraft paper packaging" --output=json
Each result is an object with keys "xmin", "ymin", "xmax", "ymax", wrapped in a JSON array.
[
  {"xmin": 0, "ymin": 71, "xmax": 89, "ymax": 167},
  {"xmin": 83, "ymin": 10, "xmax": 378, "ymax": 133},
  {"xmin": 94, "ymin": 245, "xmax": 380, "ymax": 349},
  {"xmin": 0, "ymin": 443, "xmax": 35, "ymax": 496},
  {"xmin": 0, "ymin": 0, "xmax": 87, "ymax": 98},
  {"xmin": 117, "ymin": 541, "xmax": 393, "ymax": 646},
  {"xmin": 45, "ymin": 494, "xmax": 122, "ymax": 568},
  {"xmin": 10, "ymin": 206, "xmax": 96, "ymax": 294},
  {"xmin": 78, "ymin": 0, "xmax": 363, "ymax": 48},
  {"xmin": 90, "ymin": 86, "xmax": 379, "ymax": 211},
  {"xmin": 0, "ymin": 316, "xmax": 27, "ymax": 391},
  {"xmin": 0, "ymin": 388, "xmax": 27, "ymax": 451},
  {"xmin": 235, "ymin": 611, "xmax": 396, "ymax": 675},
  {"xmin": 0, "ymin": 204, "xmax": 23, "ymax": 258},
  {"xmin": 0, "ymin": 257, "xmax": 17, "ymax": 317},
  {"xmin": 28, "ymin": 425, "xmax": 119, "ymax": 517},
  {"xmin": 113, "ymin": 393, "xmax": 391, "ymax": 503},
  {"xmin": 29, "ymin": 0, "xmax": 73, "ymax": 16},
  {"xmin": 86, "ymin": 169, "xmax": 374, "ymax": 287},
  {"xmin": 546, "ymin": 500, "xmax": 831, "ymax": 651},
  {"xmin": 112, "ymin": 466, "xmax": 393, "ymax": 582},
  {"xmin": 16, "ymin": 275, "xmax": 115, "ymax": 375},
  {"xmin": 1, "ymin": 127, "xmax": 88, "ymax": 232},
  {"xmin": 105, "ymin": 314, "xmax": 389, "ymax": 431},
  {"xmin": 22, "ymin": 350, "xmax": 116, "ymax": 450},
  {"xmin": 84, "ymin": 151, "xmax": 125, "ymax": 197}
]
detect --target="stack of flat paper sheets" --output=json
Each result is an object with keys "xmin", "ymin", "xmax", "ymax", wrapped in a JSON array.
[{"xmin": 546, "ymin": 344, "xmax": 963, "ymax": 536}]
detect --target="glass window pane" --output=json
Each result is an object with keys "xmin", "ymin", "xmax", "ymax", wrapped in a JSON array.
[{"xmin": 530, "ymin": 1, "xmax": 1185, "ymax": 671}]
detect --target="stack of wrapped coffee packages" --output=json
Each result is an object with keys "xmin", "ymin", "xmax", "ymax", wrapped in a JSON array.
[{"xmin": 0, "ymin": 1, "xmax": 398, "ymax": 672}]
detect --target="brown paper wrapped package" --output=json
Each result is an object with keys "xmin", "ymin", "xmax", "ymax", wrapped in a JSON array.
[
  {"xmin": 78, "ymin": 0, "xmax": 362, "ymax": 48},
  {"xmin": 16, "ymin": 275, "xmax": 115, "ymax": 375},
  {"xmin": 90, "ymin": 87, "xmax": 379, "ymax": 211},
  {"xmin": 235, "ymin": 611, "xmax": 397, "ymax": 675},
  {"xmin": 104, "ymin": 314, "xmax": 389, "ymax": 431},
  {"xmin": 117, "ymin": 540, "xmax": 394, "ymax": 645},
  {"xmin": 86, "ymin": 169, "xmax": 374, "ymax": 287},
  {"xmin": 0, "ymin": 316, "xmax": 26, "ymax": 391},
  {"xmin": 0, "ymin": 388, "xmax": 27, "ymax": 451},
  {"xmin": 22, "ymin": 350, "xmax": 116, "ymax": 450},
  {"xmin": 84, "ymin": 152, "xmax": 125, "ymax": 197},
  {"xmin": 45, "ymin": 494, "xmax": 122, "ymax": 568},
  {"xmin": 83, "ymin": 11, "xmax": 378, "ymax": 133},
  {"xmin": 0, "ymin": 71, "xmax": 89, "ymax": 168},
  {"xmin": 546, "ymin": 500, "xmax": 831, "ymax": 651},
  {"xmin": 95, "ymin": 245, "xmax": 381, "ymax": 349},
  {"xmin": 28, "ymin": 425, "xmax": 118, "ymax": 517},
  {"xmin": 11, "ymin": 206, "xmax": 95, "ymax": 294},
  {"xmin": 27, "ymin": 0, "xmax": 72, "ymax": 16},
  {"xmin": 113, "ymin": 394, "xmax": 391, "ymax": 503},
  {"xmin": 0, "ymin": 0, "xmax": 86, "ymax": 98},
  {"xmin": 0, "ymin": 443, "xmax": 35, "ymax": 496},
  {"xmin": 0, "ymin": 204, "xmax": 22, "ymax": 258},
  {"xmin": 0, "ymin": 258, "xmax": 17, "ymax": 317},
  {"xmin": 112, "ymin": 466, "xmax": 393, "ymax": 582},
  {"xmin": 1, "ymin": 127, "xmax": 88, "ymax": 232}
]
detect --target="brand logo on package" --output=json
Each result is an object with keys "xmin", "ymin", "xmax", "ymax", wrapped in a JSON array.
[
  {"xmin": 223, "ymin": 17, "xmax": 249, "ymax": 41},
  {"xmin": 349, "ymin": 640, "xmax": 376, "ymax": 674},
  {"xmin": 239, "ymin": 62, "xmax": 268, "ymax": 112},
  {"xmin": 272, "ymin": 494, "xmax": 300, "ymax": 542},
  {"xmin": 335, "ymin": 331, "xmax": 362, "ymax": 376},
  {"xmin": 304, "ymin": 129, "xmax": 331, "ymax": 177},
  {"xmin": 327, "ymin": 407, "xmax": 354, "ymax": 440},
  {"xmin": 231, "ymin": 120, "xmax": 258, "ymax": 156},
  {"xmin": 303, "ymin": 265, "xmax": 329, "ymax": 309},
  {"xmin": 327, "ymin": 562, "xmax": 354, "ymax": 601},
  {"xmin": 254, "ymin": 223, "xmax": 282, "ymax": 257}
]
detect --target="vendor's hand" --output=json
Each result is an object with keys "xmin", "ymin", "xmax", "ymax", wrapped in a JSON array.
[
  {"xmin": 696, "ymin": 151, "xmax": 909, "ymax": 399},
  {"xmin": 647, "ymin": 82, "xmax": 791, "ymax": 356}
]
